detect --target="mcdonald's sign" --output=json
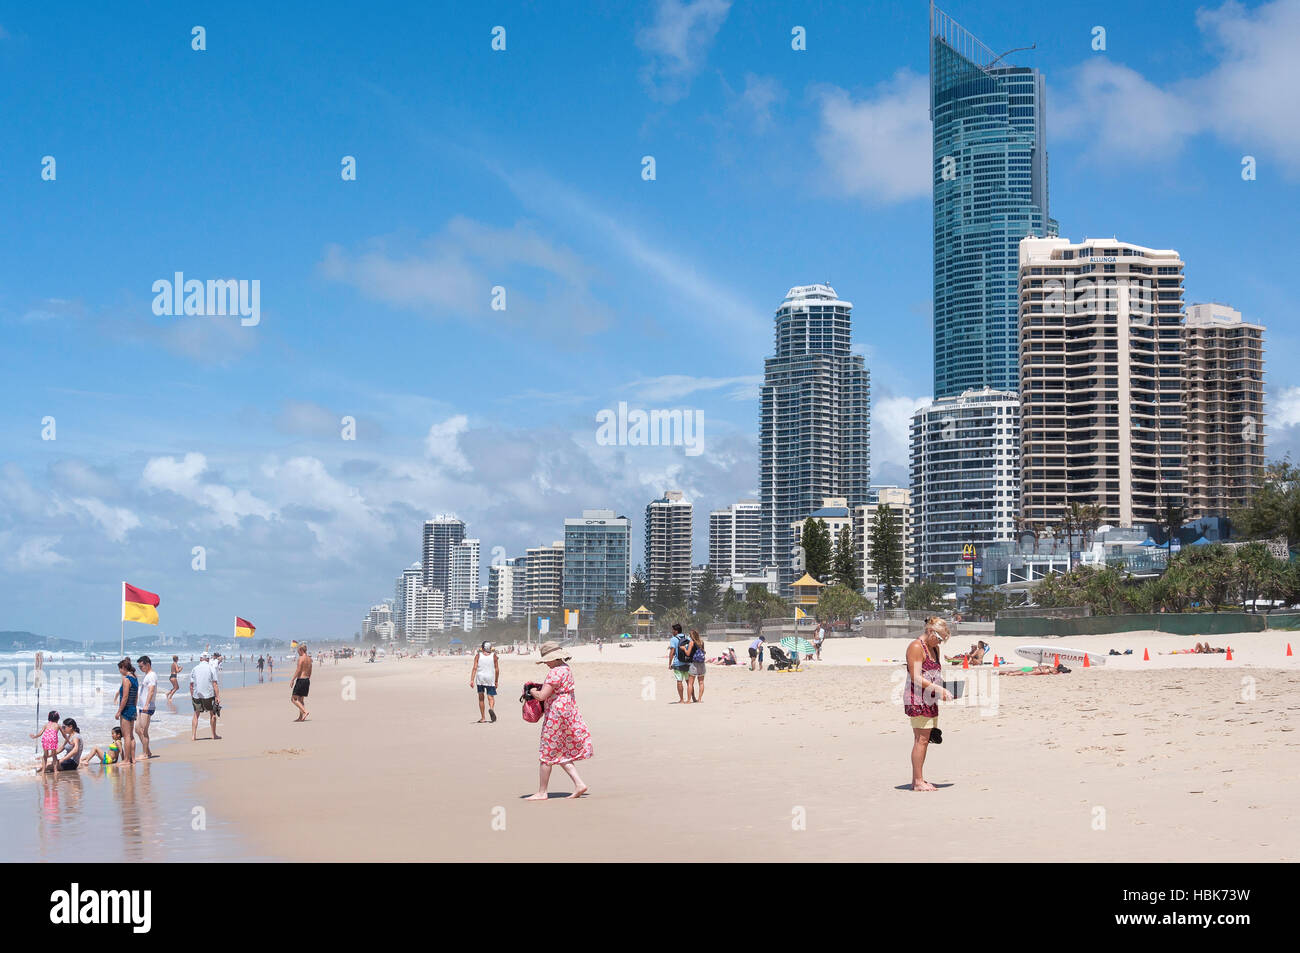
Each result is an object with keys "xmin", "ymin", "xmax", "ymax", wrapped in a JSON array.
[{"xmin": 961, "ymin": 543, "xmax": 976, "ymax": 561}]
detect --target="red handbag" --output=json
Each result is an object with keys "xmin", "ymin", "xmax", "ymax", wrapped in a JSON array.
[{"xmin": 521, "ymin": 682, "xmax": 544, "ymax": 723}]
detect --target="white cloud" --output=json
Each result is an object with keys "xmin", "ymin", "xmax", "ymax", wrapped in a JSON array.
[
  {"xmin": 5, "ymin": 535, "xmax": 68, "ymax": 571},
  {"xmin": 142, "ymin": 452, "xmax": 275, "ymax": 527},
  {"xmin": 637, "ymin": 0, "xmax": 732, "ymax": 102},
  {"xmin": 814, "ymin": 71, "xmax": 932, "ymax": 204},
  {"xmin": 69, "ymin": 498, "xmax": 140, "ymax": 542},
  {"xmin": 734, "ymin": 73, "xmax": 785, "ymax": 130},
  {"xmin": 425, "ymin": 415, "xmax": 472, "ymax": 473},
  {"xmin": 320, "ymin": 216, "xmax": 610, "ymax": 335},
  {"xmin": 626, "ymin": 374, "xmax": 762, "ymax": 402},
  {"xmin": 1056, "ymin": 0, "xmax": 1300, "ymax": 174},
  {"xmin": 872, "ymin": 393, "xmax": 931, "ymax": 483},
  {"xmin": 1271, "ymin": 385, "xmax": 1300, "ymax": 428}
]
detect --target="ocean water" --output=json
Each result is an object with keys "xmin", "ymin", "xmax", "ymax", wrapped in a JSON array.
[
  {"xmin": 0, "ymin": 651, "xmax": 272, "ymax": 860},
  {"xmin": 0, "ymin": 651, "xmax": 265, "ymax": 783}
]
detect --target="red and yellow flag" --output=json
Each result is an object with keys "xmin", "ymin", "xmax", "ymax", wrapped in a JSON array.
[
  {"xmin": 122, "ymin": 583, "xmax": 160, "ymax": 625},
  {"xmin": 235, "ymin": 617, "xmax": 256, "ymax": 639}
]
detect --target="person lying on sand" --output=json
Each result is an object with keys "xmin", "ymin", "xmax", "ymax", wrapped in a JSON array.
[
  {"xmin": 1000, "ymin": 663, "xmax": 1070, "ymax": 676},
  {"xmin": 945, "ymin": 641, "xmax": 988, "ymax": 665}
]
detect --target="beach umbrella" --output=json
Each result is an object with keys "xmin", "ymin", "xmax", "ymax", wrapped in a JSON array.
[
  {"xmin": 619, "ymin": 633, "xmax": 632, "ymax": 639},
  {"xmin": 449, "ymin": 638, "xmax": 464, "ymax": 645},
  {"xmin": 779, "ymin": 636, "xmax": 814, "ymax": 658}
]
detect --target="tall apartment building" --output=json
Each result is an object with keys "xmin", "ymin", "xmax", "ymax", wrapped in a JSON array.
[
  {"xmin": 856, "ymin": 486, "xmax": 914, "ymax": 604},
  {"xmin": 760, "ymin": 284, "xmax": 871, "ymax": 593},
  {"xmin": 563, "ymin": 510, "xmax": 632, "ymax": 613},
  {"xmin": 525, "ymin": 541, "xmax": 565, "ymax": 615},
  {"xmin": 910, "ymin": 388, "xmax": 1020, "ymax": 596},
  {"xmin": 486, "ymin": 560, "xmax": 520, "ymax": 622},
  {"xmin": 446, "ymin": 538, "xmax": 481, "ymax": 630},
  {"xmin": 1184, "ymin": 303, "xmax": 1266, "ymax": 519},
  {"xmin": 421, "ymin": 515, "xmax": 465, "ymax": 593},
  {"xmin": 644, "ymin": 491, "xmax": 693, "ymax": 601},
  {"xmin": 409, "ymin": 585, "xmax": 445, "ymax": 644},
  {"xmin": 1019, "ymin": 236, "xmax": 1186, "ymax": 528},
  {"xmin": 709, "ymin": 499, "xmax": 762, "ymax": 580},
  {"xmin": 931, "ymin": 3, "xmax": 1055, "ymax": 398},
  {"xmin": 397, "ymin": 563, "xmax": 422, "ymax": 640}
]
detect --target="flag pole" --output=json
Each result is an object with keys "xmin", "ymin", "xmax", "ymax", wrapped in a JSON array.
[{"xmin": 120, "ymin": 581, "xmax": 125, "ymax": 658}]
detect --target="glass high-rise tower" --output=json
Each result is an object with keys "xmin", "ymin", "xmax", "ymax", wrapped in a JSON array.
[
  {"xmin": 759, "ymin": 284, "xmax": 871, "ymax": 594},
  {"xmin": 930, "ymin": 3, "xmax": 1055, "ymax": 398}
]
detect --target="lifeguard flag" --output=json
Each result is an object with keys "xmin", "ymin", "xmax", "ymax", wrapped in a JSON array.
[
  {"xmin": 122, "ymin": 583, "xmax": 160, "ymax": 625},
  {"xmin": 794, "ymin": 607, "xmax": 807, "ymax": 620},
  {"xmin": 235, "ymin": 617, "xmax": 256, "ymax": 639},
  {"xmin": 291, "ymin": 640, "xmax": 299, "ymax": 648}
]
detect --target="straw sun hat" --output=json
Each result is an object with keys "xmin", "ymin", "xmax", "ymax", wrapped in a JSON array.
[{"xmin": 536, "ymin": 641, "xmax": 571, "ymax": 663}]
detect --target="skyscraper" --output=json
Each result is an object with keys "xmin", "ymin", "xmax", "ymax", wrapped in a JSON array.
[
  {"xmin": 398, "ymin": 563, "xmax": 422, "ymax": 640},
  {"xmin": 644, "ymin": 491, "xmax": 693, "ymax": 602},
  {"xmin": 759, "ymin": 284, "xmax": 871, "ymax": 593},
  {"xmin": 487, "ymin": 559, "xmax": 520, "ymax": 622},
  {"xmin": 563, "ymin": 510, "xmax": 631, "ymax": 613},
  {"xmin": 1019, "ymin": 236, "xmax": 1187, "ymax": 527},
  {"xmin": 446, "ymin": 538, "xmax": 481, "ymax": 630},
  {"xmin": 1184, "ymin": 303, "xmax": 1266, "ymax": 519},
  {"xmin": 931, "ymin": 3, "xmax": 1055, "ymax": 397},
  {"xmin": 709, "ymin": 500, "xmax": 762, "ymax": 580},
  {"xmin": 421, "ymin": 516, "xmax": 465, "ymax": 593},
  {"xmin": 526, "ymin": 541, "xmax": 565, "ymax": 616},
  {"xmin": 910, "ymin": 388, "xmax": 1020, "ymax": 599}
]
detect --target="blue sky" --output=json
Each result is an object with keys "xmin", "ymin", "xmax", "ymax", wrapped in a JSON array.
[{"xmin": 3, "ymin": 0, "xmax": 1299, "ymax": 639}]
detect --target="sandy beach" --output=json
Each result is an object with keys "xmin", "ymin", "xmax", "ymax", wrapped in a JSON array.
[{"xmin": 100, "ymin": 630, "xmax": 1300, "ymax": 862}]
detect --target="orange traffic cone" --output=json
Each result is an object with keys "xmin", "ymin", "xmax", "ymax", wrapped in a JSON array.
[
  {"xmin": 993, "ymin": 653, "xmax": 1000, "ymax": 668},
  {"xmin": 1053, "ymin": 653, "xmax": 1060, "ymax": 668},
  {"xmin": 1287, "ymin": 643, "xmax": 1293, "ymax": 657},
  {"xmin": 1083, "ymin": 652, "xmax": 1090, "ymax": 668},
  {"xmin": 1226, "ymin": 646, "xmax": 1233, "ymax": 661},
  {"xmin": 1143, "ymin": 647, "xmax": 1149, "ymax": 661}
]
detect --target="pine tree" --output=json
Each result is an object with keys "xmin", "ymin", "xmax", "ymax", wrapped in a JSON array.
[
  {"xmin": 832, "ymin": 525, "xmax": 858, "ymax": 589},
  {"xmin": 629, "ymin": 566, "xmax": 649, "ymax": 608},
  {"xmin": 869, "ymin": 504, "xmax": 904, "ymax": 608},
  {"xmin": 694, "ymin": 566, "xmax": 722, "ymax": 618},
  {"xmin": 800, "ymin": 518, "xmax": 833, "ymax": 581}
]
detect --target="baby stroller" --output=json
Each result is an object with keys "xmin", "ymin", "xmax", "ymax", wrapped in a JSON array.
[{"xmin": 767, "ymin": 646, "xmax": 799, "ymax": 671}]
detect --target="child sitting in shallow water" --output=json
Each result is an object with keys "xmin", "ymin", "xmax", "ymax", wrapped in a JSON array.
[{"xmin": 83, "ymin": 726, "xmax": 123, "ymax": 766}]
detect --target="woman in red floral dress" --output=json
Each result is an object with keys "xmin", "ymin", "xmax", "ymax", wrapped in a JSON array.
[{"xmin": 525, "ymin": 641, "xmax": 593, "ymax": 799}]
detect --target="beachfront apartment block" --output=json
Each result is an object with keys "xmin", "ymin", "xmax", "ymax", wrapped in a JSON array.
[
  {"xmin": 408, "ymin": 584, "xmax": 445, "ymax": 644},
  {"xmin": 1018, "ymin": 236, "xmax": 1187, "ymax": 529},
  {"xmin": 446, "ymin": 538, "xmax": 481, "ymax": 630},
  {"xmin": 931, "ymin": 3, "xmax": 1056, "ymax": 400},
  {"xmin": 486, "ymin": 559, "xmax": 520, "ymax": 621},
  {"xmin": 856, "ymin": 486, "xmax": 914, "ymax": 604},
  {"xmin": 644, "ymin": 491, "xmax": 693, "ymax": 602},
  {"xmin": 791, "ymin": 498, "xmax": 854, "ymax": 578},
  {"xmin": 563, "ymin": 510, "xmax": 631, "ymax": 613},
  {"xmin": 709, "ymin": 499, "xmax": 762, "ymax": 581},
  {"xmin": 1184, "ymin": 303, "xmax": 1266, "ymax": 519},
  {"xmin": 397, "ymin": 563, "xmax": 422, "ymax": 640},
  {"xmin": 759, "ymin": 283, "xmax": 871, "ymax": 595},
  {"xmin": 526, "ymin": 541, "xmax": 565, "ymax": 615},
  {"xmin": 422, "ymin": 515, "xmax": 465, "ymax": 594},
  {"xmin": 909, "ymin": 388, "xmax": 1020, "ymax": 597}
]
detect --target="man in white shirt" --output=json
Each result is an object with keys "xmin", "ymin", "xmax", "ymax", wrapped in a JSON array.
[
  {"xmin": 135, "ymin": 655, "xmax": 159, "ymax": 759},
  {"xmin": 189, "ymin": 653, "xmax": 221, "ymax": 741}
]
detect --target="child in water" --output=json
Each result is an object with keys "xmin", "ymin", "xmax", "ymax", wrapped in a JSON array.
[
  {"xmin": 83, "ymin": 726, "xmax": 124, "ymax": 766},
  {"xmin": 30, "ymin": 710, "xmax": 62, "ymax": 774}
]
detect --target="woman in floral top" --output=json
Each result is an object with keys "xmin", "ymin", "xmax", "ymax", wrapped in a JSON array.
[{"xmin": 525, "ymin": 641, "xmax": 593, "ymax": 800}]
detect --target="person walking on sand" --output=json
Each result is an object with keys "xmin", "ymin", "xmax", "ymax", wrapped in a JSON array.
[
  {"xmin": 290, "ymin": 643, "xmax": 312, "ymax": 722},
  {"xmin": 471, "ymin": 640, "xmax": 500, "ymax": 723},
  {"xmin": 668, "ymin": 624, "xmax": 692, "ymax": 702},
  {"xmin": 905, "ymin": 617, "xmax": 953, "ymax": 792},
  {"xmin": 115, "ymin": 658, "xmax": 140, "ymax": 765},
  {"xmin": 685, "ymin": 629, "xmax": 707, "ymax": 703},
  {"xmin": 136, "ymin": 655, "xmax": 158, "ymax": 760},
  {"xmin": 166, "ymin": 655, "xmax": 181, "ymax": 701},
  {"xmin": 748, "ymin": 634, "xmax": 763, "ymax": 671},
  {"xmin": 190, "ymin": 652, "xmax": 220, "ymax": 741},
  {"xmin": 267, "ymin": 654, "xmax": 274, "ymax": 681},
  {"xmin": 525, "ymin": 641, "xmax": 592, "ymax": 799},
  {"xmin": 257, "ymin": 655, "xmax": 265, "ymax": 683}
]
